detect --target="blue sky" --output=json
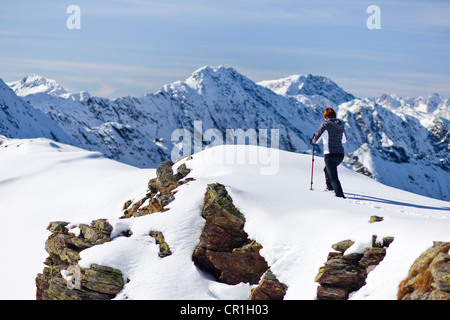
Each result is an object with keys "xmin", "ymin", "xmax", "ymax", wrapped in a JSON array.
[{"xmin": 1, "ymin": 0, "xmax": 449, "ymax": 99}]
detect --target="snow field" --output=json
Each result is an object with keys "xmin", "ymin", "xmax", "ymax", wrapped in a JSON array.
[{"xmin": 0, "ymin": 139, "xmax": 448, "ymax": 299}]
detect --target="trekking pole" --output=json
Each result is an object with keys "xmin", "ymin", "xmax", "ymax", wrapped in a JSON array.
[{"xmin": 310, "ymin": 144, "xmax": 315, "ymax": 190}]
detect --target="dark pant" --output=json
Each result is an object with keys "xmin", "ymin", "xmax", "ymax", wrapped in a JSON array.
[{"xmin": 324, "ymin": 154, "xmax": 345, "ymax": 197}]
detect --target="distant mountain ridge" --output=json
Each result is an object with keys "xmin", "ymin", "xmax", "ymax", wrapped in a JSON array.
[
  {"xmin": 258, "ymin": 74, "xmax": 356, "ymax": 105},
  {"xmin": 0, "ymin": 78, "xmax": 73, "ymax": 143},
  {"xmin": 3, "ymin": 66, "xmax": 449, "ymax": 200}
]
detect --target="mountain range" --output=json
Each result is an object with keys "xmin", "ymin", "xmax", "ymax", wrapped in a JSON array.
[{"xmin": 1, "ymin": 66, "xmax": 449, "ymax": 200}]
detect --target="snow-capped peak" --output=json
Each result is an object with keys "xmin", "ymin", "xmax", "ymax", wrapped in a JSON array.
[
  {"xmin": 7, "ymin": 75, "xmax": 91, "ymax": 102},
  {"xmin": 258, "ymin": 74, "xmax": 355, "ymax": 105},
  {"xmin": 7, "ymin": 75, "xmax": 70, "ymax": 97},
  {"xmin": 184, "ymin": 66, "xmax": 250, "ymax": 90}
]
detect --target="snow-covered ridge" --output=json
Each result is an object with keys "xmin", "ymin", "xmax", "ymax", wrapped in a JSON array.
[
  {"xmin": 4, "ymin": 140, "xmax": 448, "ymax": 299},
  {"xmin": 2, "ymin": 66, "xmax": 450, "ymax": 200},
  {"xmin": 258, "ymin": 73, "xmax": 356, "ymax": 105},
  {"xmin": 8, "ymin": 75, "xmax": 91, "ymax": 101}
]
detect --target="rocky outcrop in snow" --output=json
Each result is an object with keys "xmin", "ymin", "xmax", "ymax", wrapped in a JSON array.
[
  {"xmin": 398, "ymin": 241, "xmax": 450, "ymax": 300},
  {"xmin": 35, "ymin": 159, "xmax": 289, "ymax": 300},
  {"xmin": 35, "ymin": 220, "xmax": 125, "ymax": 300},
  {"xmin": 315, "ymin": 235, "xmax": 394, "ymax": 300},
  {"xmin": 192, "ymin": 183, "xmax": 271, "ymax": 286},
  {"xmin": 35, "ymin": 157, "xmax": 449, "ymax": 300},
  {"xmin": 121, "ymin": 159, "xmax": 193, "ymax": 218},
  {"xmin": 249, "ymin": 269, "xmax": 288, "ymax": 300}
]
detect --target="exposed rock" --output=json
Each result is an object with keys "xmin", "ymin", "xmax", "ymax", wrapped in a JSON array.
[
  {"xmin": 398, "ymin": 241, "xmax": 450, "ymax": 300},
  {"xmin": 149, "ymin": 230, "xmax": 172, "ymax": 258},
  {"xmin": 36, "ymin": 219, "xmax": 124, "ymax": 300},
  {"xmin": 78, "ymin": 219, "xmax": 113, "ymax": 246},
  {"xmin": 360, "ymin": 247, "xmax": 387, "ymax": 269},
  {"xmin": 156, "ymin": 160, "xmax": 177, "ymax": 188},
  {"xmin": 369, "ymin": 215, "xmax": 384, "ymax": 223},
  {"xmin": 121, "ymin": 160, "xmax": 193, "ymax": 218},
  {"xmin": 249, "ymin": 269, "xmax": 287, "ymax": 300},
  {"xmin": 331, "ymin": 239, "xmax": 355, "ymax": 253},
  {"xmin": 192, "ymin": 183, "xmax": 269, "ymax": 286},
  {"xmin": 36, "ymin": 264, "xmax": 124, "ymax": 300},
  {"xmin": 315, "ymin": 235, "xmax": 394, "ymax": 300},
  {"xmin": 47, "ymin": 221, "xmax": 70, "ymax": 233}
]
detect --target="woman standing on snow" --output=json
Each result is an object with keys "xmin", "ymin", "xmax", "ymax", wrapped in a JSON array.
[{"xmin": 310, "ymin": 108, "xmax": 347, "ymax": 198}]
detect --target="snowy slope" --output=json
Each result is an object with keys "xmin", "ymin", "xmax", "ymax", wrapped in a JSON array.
[
  {"xmin": 0, "ymin": 136, "xmax": 154, "ymax": 299},
  {"xmin": 2, "ymin": 136, "xmax": 447, "ymax": 300},
  {"xmin": 77, "ymin": 145, "xmax": 449, "ymax": 300}
]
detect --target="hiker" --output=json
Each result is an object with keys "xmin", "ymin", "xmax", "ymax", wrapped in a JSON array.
[{"xmin": 310, "ymin": 108, "xmax": 347, "ymax": 198}]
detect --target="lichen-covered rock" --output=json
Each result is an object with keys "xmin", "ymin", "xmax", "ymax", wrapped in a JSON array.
[
  {"xmin": 360, "ymin": 247, "xmax": 387, "ymax": 269},
  {"xmin": 121, "ymin": 160, "xmax": 193, "ymax": 218},
  {"xmin": 331, "ymin": 239, "xmax": 355, "ymax": 253},
  {"xmin": 81, "ymin": 264, "xmax": 125, "ymax": 295},
  {"xmin": 79, "ymin": 219, "xmax": 113, "ymax": 246},
  {"xmin": 202, "ymin": 183, "xmax": 245, "ymax": 221},
  {"xmin": 369, "ymin": 215, "xmax": 384, "ymax": 223},
  {"xmin": 316, "ymin": 235, "xmax": 394, "ymax": 300},
  {"xmin": 249, "ymin": 269, "xmax": 287, "ymax": 300},
  {"xmin": 317, "ymin": 253, "xmax": 366, "ymax": 300},
  {"xmin": 36, "ymin": 220, "xmax": 125, "ymax": 300},
  {"xmin": 193, "ymin": 183, "xmax": 269, "ymax": 286},
  {"xmin": 149, "ymin": 230, "xmax": 172, "ymax": 258},
  {"xmin": 156, "ymin": 160, "xmax": 176, "ymax": 188},
  {"xmin": 47, "ymin": 221, "xmax": 70, "ymax": 233},
  {"xmin": 398, "ymin": 241, "xmax": 450, "ymax": 300},
  {"xmin": 37, "ymin": 264, "xmax": 124, "ymax": 300},
  {"xmin": 45, "ymin": 233, "xmax": 81, "ymax": 265}
]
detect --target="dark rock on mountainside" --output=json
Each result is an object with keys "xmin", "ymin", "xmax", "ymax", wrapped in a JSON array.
[
  {"xmin": 192, "ymin": 183, "xmax": 287, "ymax": 299},
  {"xmin": 192, "ymin": 183, "xmax": 269, "ymax": 285},
  {"xmin": 398, "ymin": 241, "xmax": 450, "ymax": 300},
  {"xmin": 249, "ymin": 269, "xmax": 288, "ymax": 300},
  {"xmin": 315, "ymin": 235, "xmax": 394, "ymax": 300}
]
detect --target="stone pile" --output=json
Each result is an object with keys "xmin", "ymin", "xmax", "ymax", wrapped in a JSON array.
[
  {"xmin": 35, "ymin": 220, "xmax": 125, "ymax": 300},
  {"xmin": 315, "ymin": 236, "xmax": 394, "ymax": 300}
]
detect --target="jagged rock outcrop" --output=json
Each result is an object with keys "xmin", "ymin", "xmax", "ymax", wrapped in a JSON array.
[
  {"xmin": 315, "ymin": 235, "xmax": 394, "ymax": 300},
  {"xmin": 249, "ymin": 269, "xmax": 287, "ymax": 300},
  {"xmin": 397, "ymin": 241, "xmax": 450, "ymax": 300},
  {"xmin": 192, "ymin": 183, "xmax": 270, "ymax": 286},
  {"xmin": 35, "ymin": 220, "xmax": 125, "ymax": 300},
  {"xmin": 121, "ymin": 160, "xmax": 193, "ymax": 218}
]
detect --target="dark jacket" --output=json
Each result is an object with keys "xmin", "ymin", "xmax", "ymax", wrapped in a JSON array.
[{"xmin": 311, "ymin": 117, "xmax": 347, "ymax": 154}]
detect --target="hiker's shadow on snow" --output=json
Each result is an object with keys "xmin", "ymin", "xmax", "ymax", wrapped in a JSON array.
[{"xmin": 345, "ymin": 193, "xmax": 450, "ymax": 212}]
